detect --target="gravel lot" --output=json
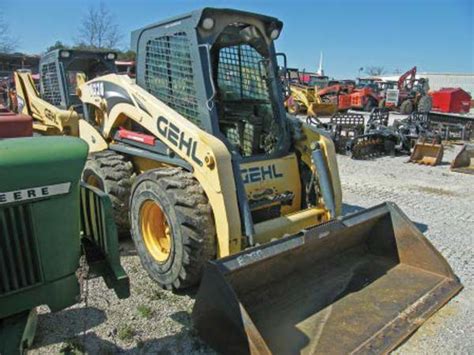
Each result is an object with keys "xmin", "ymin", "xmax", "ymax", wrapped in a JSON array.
[{"xmin": 29, "ymin": 142, "xmax": 473, "ymax": 354}]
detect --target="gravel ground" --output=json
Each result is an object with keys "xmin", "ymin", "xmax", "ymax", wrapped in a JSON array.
[{"xmin": 28, "ymin": 143, "xmax": 473, "ymax": 354}]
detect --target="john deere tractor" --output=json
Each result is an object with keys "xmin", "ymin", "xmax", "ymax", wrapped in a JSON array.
[{"xmin": 0, "ymin": 135, "xmax": 129, "ymax": 354}]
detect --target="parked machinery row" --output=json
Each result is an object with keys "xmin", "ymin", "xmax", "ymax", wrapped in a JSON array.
[
  {"xmin": 309, "ymin": 108, "xmax": 473, "ymax": 170},
  {"xmin": 284, "ymin": 66, "xmax": 434, "ymax": 116}
]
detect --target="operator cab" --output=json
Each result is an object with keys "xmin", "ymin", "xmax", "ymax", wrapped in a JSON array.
[
  {"xmin": 210, "ymin": 21, "xmax": 285, "ymax": 158},
  {"xmin": 39, "ymin": 49, "xmax": 117, "ymax": 111}
]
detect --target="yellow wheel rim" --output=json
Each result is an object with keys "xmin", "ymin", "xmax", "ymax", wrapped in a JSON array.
[
  {"xmin": 140, "ymin": 200, "xmax": 172, "ymax": 263},
  {"xmin": 86, "ymin": 175, "xmax": 102, "ymax": 189}
]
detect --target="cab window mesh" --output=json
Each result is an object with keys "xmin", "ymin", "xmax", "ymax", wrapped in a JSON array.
[
  {"xmin": 145, "ymin": 32, "xmax": 200, "ymax": 126},
  {"xmin": 217, "ymin": 45, "xmax": 270, "ymax": 101},
  {"xmin": 40, "ymin": 62, "xmax": 62, "ymax": 106}
]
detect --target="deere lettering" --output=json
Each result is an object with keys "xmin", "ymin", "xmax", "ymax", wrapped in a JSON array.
[
  {"xmin": 0, "ymin": 183, "xmax": 71, "ymax": 205},
  {"xmin": 157, "ymin": 116, "xmax": 203, "ymax": 166},
  {"xmin": 241, "ymin": 165, "xmax": 284, "ymax": 184}
]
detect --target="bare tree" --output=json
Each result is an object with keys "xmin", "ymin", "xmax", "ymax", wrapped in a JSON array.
[
  {"xmin": 76, "ymin": 2, "xmax": 121, "ymax": 49},
  {"xmin": 0, "ymin": 11, "xmax": 17, "ymax": 53},
  {"xmin": 364, "ymin": 66, "xmax": 386, "ymax": 76}
]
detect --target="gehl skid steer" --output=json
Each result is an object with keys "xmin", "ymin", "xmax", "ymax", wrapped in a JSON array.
[{"xmin": 14, "ymin": 8, "xmax": 462, "ymax": 354}]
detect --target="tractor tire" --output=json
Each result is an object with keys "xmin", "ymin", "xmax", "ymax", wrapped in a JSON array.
[
  {"xmin": 400, "ymin": 100, "xmax": 414, "ymax": 114},
  {"xmin": 82, "ymin": 150, "xmax": 134, "ymax": 235},
  {"xmin": 417, "ymin": 95, "xmax": 432, "ymax": 113},
  {"xmin": 364, "ymin": 97, "xmax": 377, "ymax": 112},
  {"xmin": 130, "ymin": 168, "xmax": 217, "ymax": 290}
]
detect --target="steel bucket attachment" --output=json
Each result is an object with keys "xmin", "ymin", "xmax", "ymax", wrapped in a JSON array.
[
  {"xmin": 408, "ymin": 140, "xmax": 444, "ymax": 166},
  {"xmin": 192, "ymin": 203, "xmax": 462, "ymax": 355},
  {"xmin": 450, "ymin": 144, "xmax": 474, "ymax": 174},
  {"xmin": 309, "ymin": 103, "xmax": 337, "ymax": 117}
]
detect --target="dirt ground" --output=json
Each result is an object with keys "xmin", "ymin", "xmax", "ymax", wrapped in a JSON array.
[{"xmin": 29, "ymin": 143, "xmax": 473, "ymax": 354}]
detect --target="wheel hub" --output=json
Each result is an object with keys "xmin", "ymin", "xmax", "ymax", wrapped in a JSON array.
[{"xmin": 140, "ymin": 200, "xmax": 172, "ymax": 263}]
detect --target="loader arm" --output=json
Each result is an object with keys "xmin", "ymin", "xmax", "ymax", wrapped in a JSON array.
[
  {"xmin": 14, "ymin": 71, "xmax": 79, "ymax": 136},
  {"xmin": 79, "ymin": 74, "xmax": 243, "ymax": 256}
]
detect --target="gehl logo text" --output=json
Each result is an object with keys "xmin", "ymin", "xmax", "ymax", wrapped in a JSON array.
[
  {"xmin": 241, "ymin": 165, "xmax": 283, "ymax": 184},
  {"xmin": 157, "ymin": 116, "xmax": 203, "ymax": 166}
]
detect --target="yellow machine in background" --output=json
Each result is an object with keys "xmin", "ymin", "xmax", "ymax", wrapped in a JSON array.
[
  {"xmin": 286, "ymin": 83, "xmax": 337, "ymax": 117},
  {"xmin": 14, "ymin": 49, "xmax": 118, "ymax": 136}
]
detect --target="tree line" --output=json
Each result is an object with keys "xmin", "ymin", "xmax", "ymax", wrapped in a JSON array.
[{"xmin": 0, "ymin": 2, "xmax": 135, "ymax": 60}]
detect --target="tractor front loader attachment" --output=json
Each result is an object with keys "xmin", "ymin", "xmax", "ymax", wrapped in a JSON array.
[
  {"xmin": 408, "ymin": 139, "xmax": 444, "ymax": 166},
  {"xmin": 193, "ymin": 202, "xmax": 462, "ymax": 354},
  {"xmin": 450, "ymin": 143, "xmax": 474, "ymax": 174}
]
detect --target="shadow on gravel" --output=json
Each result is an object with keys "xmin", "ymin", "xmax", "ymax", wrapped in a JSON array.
[
  {"xmin": 32, "ymin": 307, "xmax": 106, "ymax": 348},
  {"xmin": 414, "ymin": 222, "xmax": 428, "ymax": 233},
  {"xmin": 49, "ymin": 311, "xmax": 215, "ymax": 354}
]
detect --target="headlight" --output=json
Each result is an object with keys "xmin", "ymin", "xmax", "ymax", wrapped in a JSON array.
[
  {"xmin": 106, "ymin": 52, "xmax": 117, "ymax": 60},
  {"xmin": 270, "ymin": 28, "xmax": 280, "ymax": 40},
  {"xmin": 202, "ymin": 17, "xmax": 215, "ymax": 30},
  {"xmin": 60, "ymin": 50, "xmax": 71, "ymax": 58}
]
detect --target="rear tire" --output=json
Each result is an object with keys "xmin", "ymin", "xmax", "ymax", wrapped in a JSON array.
[
  {"xmin": 417, "ymin": 95, "xmax": 432, "ymax": 113},
  {"xmin": 400, "ymin": 100, "xmax": 414, "ymax": 114},
  {"xmin": 130, "ymin": 168, "xmax": 217, "ymax": 290},
  {"xmin": 82, "ymin": 150, "xmax": 134, "ymax": 235}
]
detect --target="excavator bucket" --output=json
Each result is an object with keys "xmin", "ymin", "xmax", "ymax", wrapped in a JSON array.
[
  {"xmin": 193, "ymin": 203, "xmax": 462, "ymax": 355},
  {"xmin": 408, "ymin": 140, "xmax": 444, "ymax": 166},
  {"xmin": 450, "ymin": 144, "xmax": 474, "ymax": 174}
]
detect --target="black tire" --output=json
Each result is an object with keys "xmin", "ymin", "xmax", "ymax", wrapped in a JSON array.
[
  {"xmin": 417, "ymin": 95, "xmax": 432, "ymax": 113},
  {"xmin": 130, "ymin": 168, "xmax": 217, "ymax": 290},
  {"xmin": 400, "ymin": 100, "xmax": 414, "ymax": 114},
  {"xmin": 82, "ymin": 150, "xmax": 134, "ymax": 235},
  {"xmin": 364, "ymin": 97, "xmax": 377, "ymax": 112}
]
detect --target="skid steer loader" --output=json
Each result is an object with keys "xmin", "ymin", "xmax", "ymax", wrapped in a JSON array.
[
  {"xmin": 285, "ymin": 82, "xmax": 337, "ymax": 117},
  {"xmin": 19, "ymin": 8, "xmax": 461, "ymax": 353},
  {"xmin": 14, "ymin": 49, "xmax": 117, "ymax": 136}
]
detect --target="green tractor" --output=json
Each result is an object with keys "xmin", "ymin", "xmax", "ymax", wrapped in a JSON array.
[{"xmin": 0, "ymin": 136, "xmax": 129, "ymax": 354}]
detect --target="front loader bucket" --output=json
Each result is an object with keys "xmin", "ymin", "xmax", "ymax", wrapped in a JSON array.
[
  {"xmin": 309, "ymin": 103, "xmax": 337, "ymax": 117},
  {"xmin": 408, "ymin": 141, "xmax": 444, "ymax": 166},
  {"xmin": 450, "ymin": 143, "xmax": 474, "ymax": 174},
  {"xmin": 193, "ymin": 203, "xmax": 462, "ymax": 355}
]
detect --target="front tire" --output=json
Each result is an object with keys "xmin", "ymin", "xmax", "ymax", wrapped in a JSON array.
[
  {"xmin": 400, "ymin": 100, "xmax": 414, "ymax": 114},
  {"xmin": 417, "ymin": 95, "xmax": 432, "ymax": 113},
  {"xmin": 82, "ymin": 150, "xmax": 134, "ymax": 235},
  {"xmin": 130, "ymin": 168, "xmax": 216, "ymax": 290}
]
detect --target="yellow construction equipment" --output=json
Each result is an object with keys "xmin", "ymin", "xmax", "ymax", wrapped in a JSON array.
[
  {"xmin": 13, "ymin": 8, "xmax": 462, "ymax": 353},
  {"xmin": 14, "ymin": 49, "xmax": 117, "ymax": 135},
  {"xmin": 285, "ymin": 82, "xmax": 337, "ymax": 117},
  {"xmin": 451, "ymin": 143, "xmax": 474, "ymax": 174},
  {"xmin": 409, "ymin": 139, "xmax": 444, "ymax": 166}
]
